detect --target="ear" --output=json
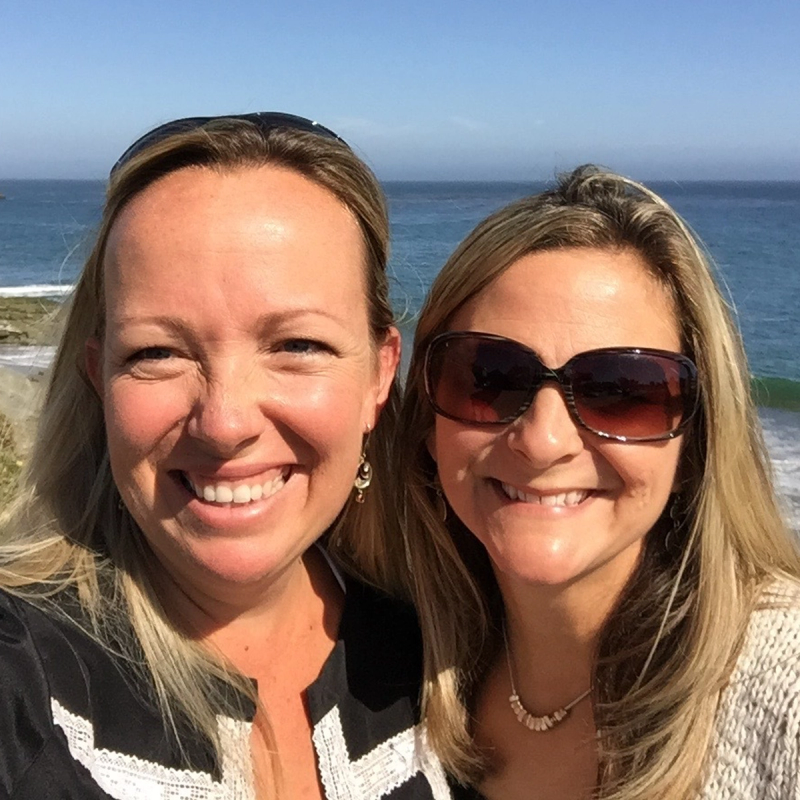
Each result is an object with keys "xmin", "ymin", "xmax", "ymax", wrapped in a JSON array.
[
  {"xmin": 84, "ymin": 337, "xmax": 104, "ymax": 398},
  {"xmin": 364, "ymin": 326, "xmax": 401, "ymax": 429}
]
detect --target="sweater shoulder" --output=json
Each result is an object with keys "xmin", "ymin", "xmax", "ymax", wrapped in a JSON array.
[
  {"xmin": 701, "ymin": 579, "xmax": 800, "ymax": 797},
  {"xmin": 736, "ymin": 578, "xmax": 800, "ymax": 682}
]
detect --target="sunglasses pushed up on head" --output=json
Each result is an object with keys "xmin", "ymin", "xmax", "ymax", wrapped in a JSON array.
[
  {"xmin": 423, "ymin": 331, "xmax": 700, "ymax": 442},
  {"xmin": 111, "ymin": 112, "xmax": 347, "ymax": 175}
]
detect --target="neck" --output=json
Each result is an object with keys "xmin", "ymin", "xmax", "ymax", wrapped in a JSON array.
[
  {"xmin": 152, "ymin": 546, "xmax": 343, "ymax": 655},
  {"xmin": 498, "ymin": 568, "xmax": 628, "ymax": 707}
]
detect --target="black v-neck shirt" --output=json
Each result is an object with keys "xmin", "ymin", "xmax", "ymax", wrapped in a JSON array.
[{"xmin": 0, "ymin": 577, "xmax": 451, "ymax": 799}]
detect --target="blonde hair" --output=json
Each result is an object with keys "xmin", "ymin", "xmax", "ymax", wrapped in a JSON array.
[
  {"xmin": 396, "ymin": 165, "xmax": 800, "ymax": 797},
  {"xmin": 0, "ymin": 119, "xmax": 401, "ymax": 782}
]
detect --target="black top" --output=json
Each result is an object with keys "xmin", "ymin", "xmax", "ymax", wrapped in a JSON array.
[
  {"xmin": 0, "ymin": 577, "xmax": 452, "ymax": 799},
  {"xmin": 450, "ymin": 785, "xmax": 482, "ymax": 799}
]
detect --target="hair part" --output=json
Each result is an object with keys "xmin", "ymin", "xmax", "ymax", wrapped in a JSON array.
[
  {"xmin": 395, "ymin": 165, "xmax": 800, "ymax": 796},
  {"xmin": 0, "ymin": 119, "xmax": 402, "ymax": 790}
]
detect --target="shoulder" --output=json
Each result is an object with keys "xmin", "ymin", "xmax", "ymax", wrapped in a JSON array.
[
  {"xmin": 702, "ymin": 578, "xmax": 800, "ymax": 797},
  {"xmin": 737, "ymin": 577, "xmax": 800, "ymax": 682},
  {"xmin": 727, "ymin": 578, "xmax": 800, "ymax": 730},
  {"xmin": 0, "ymin": 588, "xmax": 250, "ymax": 799},
  {"xmin": 0, "ymin": 587, "xmax": 94, "ymax": 705},
  {"xmin": 0, "ymin": 588, "xmax": 97, "ymax": 797}
]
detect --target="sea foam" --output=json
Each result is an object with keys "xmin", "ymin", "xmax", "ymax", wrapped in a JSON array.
[
  {"xmin": 0, "ymin": 284, "xmax": 74, "ymax": 298},
  {"xmin": 761, "ymin": 408, "xmax": 800, "ymax": 531}
]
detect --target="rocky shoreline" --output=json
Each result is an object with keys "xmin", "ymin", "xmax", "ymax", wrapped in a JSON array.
[
  {"xmin": 0, "ymin": 296, "xmax": 61, "ymax": 346},
  {"xmin": 0, "ymin": 297, "xmax": 59, "ymax": 502}
]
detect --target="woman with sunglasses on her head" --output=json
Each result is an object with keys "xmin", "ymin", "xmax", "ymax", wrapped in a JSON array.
[
  {"xmin": 397, "ymin": 166, "xmax": 800, "ymax": 799},
  {"xmin": 0, "ymin": 114, "xmax": 450, "ymax": 799}
]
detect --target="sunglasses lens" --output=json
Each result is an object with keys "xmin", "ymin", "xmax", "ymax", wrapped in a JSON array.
[
  {"xmin": 426, "ymin": 336, "xmax": 538, "ymax": 424},
  {"xmin": 569, "ymin": 352, "xmax": 693, "ymax": 439}
]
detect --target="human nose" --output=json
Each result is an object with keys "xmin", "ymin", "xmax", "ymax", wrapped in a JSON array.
[
  {"xmin": 505, "ymin": 383, "xmax": 585, "ymax": 467},
  {"xmin": 185, "ymin": 363, "xmax": 268, "ymax": 456}
]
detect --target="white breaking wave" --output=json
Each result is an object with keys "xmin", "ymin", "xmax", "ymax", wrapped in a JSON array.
[
  {"xmin": 0, "ymin": 345, "xmax": 58, "ymax": 371},
  {"xmin": 0, "ymin": 284, "xmax": 73, "ymax": 298},
  {"xmin": 761, "ymin": 409, "xmax": 800, "ymax": 532}
]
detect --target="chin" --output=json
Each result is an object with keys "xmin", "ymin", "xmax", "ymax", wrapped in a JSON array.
[
  {"xmin": 197, "ymin": 554, "xmax": 283, "ymax": 586},
  {"xmin": 496, "ymin": 559, "xmax": 591, "ymax": 590},
  {"xmin": 488, "ymin": 535, "xmax": 644, "ymax": 594},
  {"xmin": 147, "ymin": 531, "xmax": 304, "ymax": 592}
]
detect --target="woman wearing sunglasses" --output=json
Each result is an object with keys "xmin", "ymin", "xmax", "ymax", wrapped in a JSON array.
[
  {"xmin": 397, "ymin": 166, "xmax": 800, "ymax": 799},
  {"xmin": 0, "ymin": 115, "xmax": 449, "ymax": 799}
]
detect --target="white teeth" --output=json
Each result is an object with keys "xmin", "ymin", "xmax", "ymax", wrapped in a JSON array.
[
  {"xmin": 215, "ymin": 485, "xmax": 234, "ymax": 504},
  {"xmin": 565, "ymin": 490, "xmax": 586, "ymax": 506},
  {"xmin": 188, "ymin": 471, "xmax": 288, "ymax": 505},
  {"xmin": 500, "ymin": 483, "xmax": 589, "ymax": 507},
  {"xmin": 232, "ymin": 485, "xmax": 251, "ymax": 504}
]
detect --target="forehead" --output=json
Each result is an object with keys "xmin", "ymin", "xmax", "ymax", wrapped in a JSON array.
[
  {"xmin": 102, "ymin": 165, "xmax": 369, "ymax": 318},
  {"xmin": 449, "ymin": 247, "xmax": 681, "ymax": 358},
  {"xmin": 107, "ymin": 164, "xmax": 363, "ymax": 258}
]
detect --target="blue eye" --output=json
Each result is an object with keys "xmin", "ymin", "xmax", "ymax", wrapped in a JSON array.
[
  {"xmin": 130, "ymin": 347, "xmax": 172, "ymax": 361},
  {"xmin": 280, "ymin": 339, "xmax": 329, "ymax": 355}
]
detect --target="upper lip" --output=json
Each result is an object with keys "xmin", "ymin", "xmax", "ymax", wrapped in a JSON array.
[
  {"xmin": 175, "ymin": 463, "xmax": 293, "ymax": 481},
  {"xmin": 498, "ymin": 480, "xmax": 596, "ymax": 496}
]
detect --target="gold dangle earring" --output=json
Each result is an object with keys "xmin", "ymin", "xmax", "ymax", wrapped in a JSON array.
[{"xmin": 354, "ymin": 430, "xmax": 372, "ymax": 503}]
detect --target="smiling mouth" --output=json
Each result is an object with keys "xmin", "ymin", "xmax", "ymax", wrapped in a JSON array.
[
  {"xmin": 500, "ymin": 482, "xmax": 592, "ymax": 507},
  {"xmin": 178, "ymin": 467, "xmax": 291, "ymax": 506}
]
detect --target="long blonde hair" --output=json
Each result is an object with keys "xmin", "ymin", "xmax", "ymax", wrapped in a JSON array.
[
  {"xmin": 0, "ymin": 119, "xmax": 402, "ymax": 776},
  {"xmin": 396, "ymin": 165, "xmax": 800, "ymax": 797}
]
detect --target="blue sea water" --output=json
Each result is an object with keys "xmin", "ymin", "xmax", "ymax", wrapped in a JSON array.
[
  {"xmin": 1, "ymin": 178, "xmax": 799, "ymax": 523},
  {"xmin": 386, "ymin": 180, "xmax": 800, "ymax": 385},
  {"xmin": 1, "ymin": 179, "xmax": 798, "ymax": 384},
  {"xmin": 0, "ymin": 180, "xmax": 103, "ymax": 294}
]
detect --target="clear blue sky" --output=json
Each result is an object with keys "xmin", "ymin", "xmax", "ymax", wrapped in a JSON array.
[{"xmin": 2, "ymin": 0, "xmax": 799, "ymax": 180}]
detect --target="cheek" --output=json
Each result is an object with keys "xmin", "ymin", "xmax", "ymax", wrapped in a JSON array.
[
  {"xmin": 430, "ymin": 419, "xmax": 493, "ymax": 493},
  {"xmin": 611, "ymin": 441, "xmax": 682, "ymax": 513},
  {"xmin": 431, "ymin": 419, "xmax": 464, "ymax": 477},
  {"xmin": 300, "ymin": 378, "xmax": 369, "ymax": 419},
  {"xmin": 298, "ymin": 365, "xmax": 376, "ymax": 418},
  {"xmin": 285, "ymin": 383, "xmax": 367, "ymax": 462},
  {"xmin": 104, "ymin": 380, "xmax": 188, "ymax": 458}
]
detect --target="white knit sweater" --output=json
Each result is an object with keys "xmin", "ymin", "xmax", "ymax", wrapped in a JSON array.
[{"xmin": 699, "ymin": 580, "xmax": 800, "ymax": 798}]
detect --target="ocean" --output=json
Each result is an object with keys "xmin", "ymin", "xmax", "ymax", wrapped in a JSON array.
[{"xmin": 0, "ymin": 178, "xmax": 798, "ymax": 525}]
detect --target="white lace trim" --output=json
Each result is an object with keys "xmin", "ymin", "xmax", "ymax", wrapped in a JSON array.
[
  {"xmin": 51, "ymin": 697, "xmax": 255, "ymax": 799},
  {"xmin": 312, "ymin": 705, "xmax": 452, "ymax": 799}
]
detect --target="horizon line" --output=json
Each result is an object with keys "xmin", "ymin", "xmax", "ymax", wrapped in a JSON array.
[{"xmin": 4, "ymin": 176, "xmax": 800, "ymax": 185}]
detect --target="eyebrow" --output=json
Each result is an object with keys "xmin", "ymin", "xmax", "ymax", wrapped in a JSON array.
[{"xmin": 109, "ymin": 307, "xmax": 354, "ymax": 333}]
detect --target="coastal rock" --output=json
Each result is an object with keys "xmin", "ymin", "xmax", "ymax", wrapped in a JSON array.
[
  {"xmin": 0, "ymin": 298, "xmax": 61, "ymax": 345},
  {"xmin": 0, "ymin": 365, "xmax": 43, "ymax": 457},
  {"xmin": 0, "ymin": 323, "xmax": 26, "ymax": 342}
]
